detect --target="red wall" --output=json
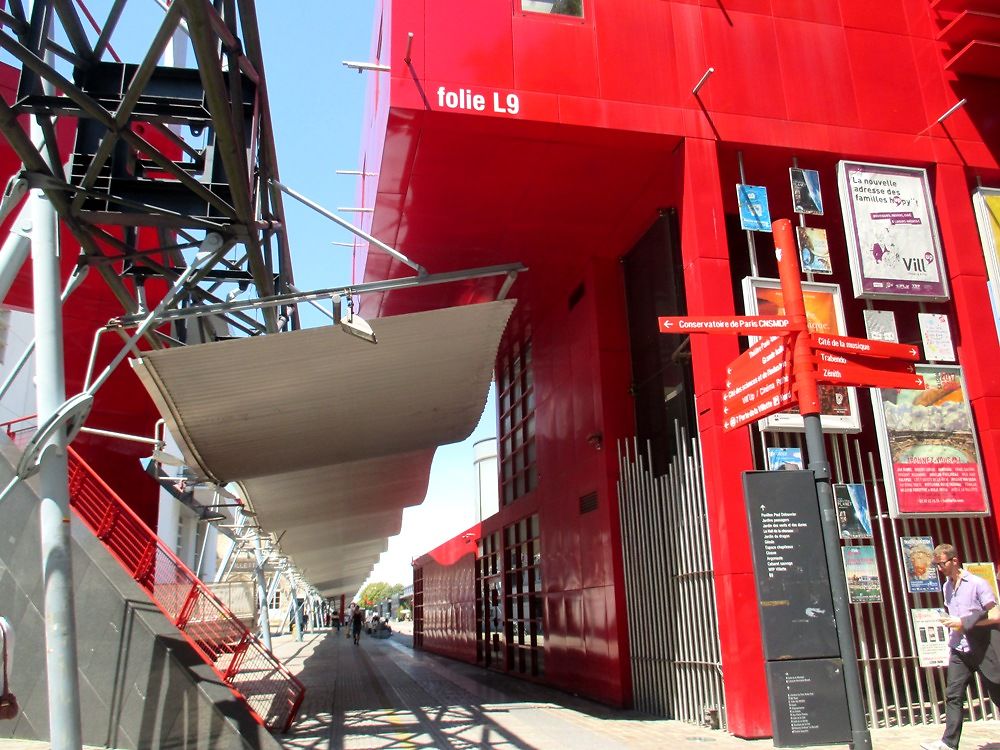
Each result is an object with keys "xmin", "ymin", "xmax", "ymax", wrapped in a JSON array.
[
  {"xmin": 365, "ymin": 0, "xmax": 1000, "ymax": 735},
  {"xmin": 415, "ymin": 524, "xmax": 481, "ymax": 663}
]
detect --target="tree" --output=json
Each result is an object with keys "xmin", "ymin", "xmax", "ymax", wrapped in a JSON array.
[{"xmin": 358, "ymin": 581, "xmax": 404, "ymax": 608}]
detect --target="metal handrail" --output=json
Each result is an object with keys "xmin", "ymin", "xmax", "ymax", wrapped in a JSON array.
[
  {"xmin": 0, "ymin": 414, "xmax": 304, "ymax": 733},
  {"xmin": 64, "ymin": 446, "xmax": 305, "ymax": 732}
]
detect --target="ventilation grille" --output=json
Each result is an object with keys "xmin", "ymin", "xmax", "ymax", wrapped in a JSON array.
[{"xmin": 579, "ymin": 491, "xmax": 598, "ymax": 514}]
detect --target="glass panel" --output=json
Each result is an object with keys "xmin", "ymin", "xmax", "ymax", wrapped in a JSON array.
[{"xmin": 529, "ymin": 514, "xmax": 540, "ymax": 539}]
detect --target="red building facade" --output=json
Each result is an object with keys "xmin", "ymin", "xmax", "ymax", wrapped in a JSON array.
[{"xmin": 360, "ymin": 0, "xmax": 1000, "ymax": 738}]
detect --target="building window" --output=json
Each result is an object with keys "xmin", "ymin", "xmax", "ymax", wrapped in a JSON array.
[
  {"xmin": 498, "ymin": 337, "xmax": 536, "ymax": 505},
  {"xmin": 504, "ymin": 514, "xmax": 544, "ymax": 676},
  {"xmin": 413, "ymin": 566, "xmax": 424, "ymax": 649},
  {"xmin": 476, "ymin": 531, "xmax": 504, "ymax": 668},
  {"xmin": 521, "ymin": 0, "xmax": 583, "ymax": 17}
]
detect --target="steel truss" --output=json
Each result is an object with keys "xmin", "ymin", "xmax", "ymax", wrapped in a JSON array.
[{"xmin": 0, "ymin": 0, "xmax": 292, "ymax": 337}]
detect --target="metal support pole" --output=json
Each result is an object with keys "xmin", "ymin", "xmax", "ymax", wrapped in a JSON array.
[
  {"xmin": 29, "ymin": 20, "xmax": 83, "ymax": 744},
  {"xmin": 773, "ymin": 218, "xmax": 872, "ymax": 750},
  {"xmin": 253, "ymin": 534, "xmax": 272, "ymax": 651}
]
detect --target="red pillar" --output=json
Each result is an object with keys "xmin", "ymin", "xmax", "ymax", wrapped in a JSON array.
[
  {"xmin": 933, "ymin": 164, "xmax": 1000, "ymax": 540},
  {"xmin": 340, "ymin": 593, "xmax": 346, "ymax": 623},
  {"xmin": 678, "ymin": 137, "xmax": 770, "ymax": 738}
]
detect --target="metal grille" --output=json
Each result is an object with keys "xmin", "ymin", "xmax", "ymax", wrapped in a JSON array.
[
  {"xmin": 616, "ymin": 424, "xmax": 725, "ymax": 728},
  {"xmin": 759, "ymin": 429, "xmax": 999, "ymax": 729}
]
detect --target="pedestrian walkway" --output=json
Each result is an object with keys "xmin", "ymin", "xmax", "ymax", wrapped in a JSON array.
[{"xmin": 271, "ymin": 627, "xmax": 1000, "ymax": 750}]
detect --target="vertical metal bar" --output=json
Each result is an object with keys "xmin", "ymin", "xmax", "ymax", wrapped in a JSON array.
[
  {"xmin": 253, "ymin": 534, "xmax": 273, "ymax": 650},
  {"xmin": 28, "ymin": 4, "xmax": 82, "ymax": 744}
]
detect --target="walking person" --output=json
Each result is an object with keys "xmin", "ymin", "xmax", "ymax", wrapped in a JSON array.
[
  {"xmin": 351, "ymin": 606, "xmax": 363, "ymax": 646},
  {"xmin": 921, "ymin": 543, "xmax": 1000, "ymax": 750}
]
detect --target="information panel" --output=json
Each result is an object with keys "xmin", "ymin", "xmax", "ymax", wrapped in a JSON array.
[
  {"xmin": 765, "ymin": 659, "xmax": 853, "ymax": 747},
  {"xmin": 743, "ymin": 471, "xmax": 839, "ymax": 660}
]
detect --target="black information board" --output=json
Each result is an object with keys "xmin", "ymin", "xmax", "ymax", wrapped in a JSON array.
[
  {"xmin": 743, "ymin": 470, "xmax": 839, "ymax": 660},
  {"xmin": 765, "ymin": 659, "xmax": 852, "ymax": 747}
]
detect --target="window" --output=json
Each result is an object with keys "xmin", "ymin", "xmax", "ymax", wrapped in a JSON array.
[
  {"xmin": 498, "ymin": 336, "xmax": 536, "ymax": 505},
  {"xmin": 503, "ymin": 514, "xmax": 544, "ymax": 676},
  {"xmin": 521, "ymin": 0, "xmax": 583, "ymax": 17}
]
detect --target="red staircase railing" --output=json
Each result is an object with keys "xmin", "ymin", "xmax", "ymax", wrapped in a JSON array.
[{"xmin": 0, "ymin": 413, "xmax": 305, "ymax": 733}]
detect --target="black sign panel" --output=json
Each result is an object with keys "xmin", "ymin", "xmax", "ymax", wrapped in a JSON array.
[
  {"xmin": 766, "ymin": 659, "xmax": 852, "ymax": 747},
  {"xmin": 743, "ymin": 471, "xmax": 839, "ymax": 660}
]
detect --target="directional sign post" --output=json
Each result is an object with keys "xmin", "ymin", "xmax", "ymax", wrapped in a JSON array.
[{"xmin": 772, "ymin": 218, "xmax": 872, "ymax": 750}]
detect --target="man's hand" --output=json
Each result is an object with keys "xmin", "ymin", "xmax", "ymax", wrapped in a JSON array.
[{"xmin": 940, "ymin": 615, "xmax": 963, "ymax": 631}]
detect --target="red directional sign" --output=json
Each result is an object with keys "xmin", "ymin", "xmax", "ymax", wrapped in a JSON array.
[
  {"xmin": 815, "ymin": 350, "xmax": 916, "ymax": 374},
  {"xmin": 723, "ymin": 385, "xmax": 795, "ymax": 431},
  {"xmin": 723, "ymin": 341, "xmax": 796, "ymax": 431},
  {"xmin": 726, "ymin": 335, "xmax": 792, "ymax": 386},
  {"xmin": 659, "ymin": 315, "xmax": 794, "ymax": 336},
  {"xmin": 815, "ymin": 360, "xmax": 926, "ymax": 390},
  {"xmin": 810, "ymin": 333, "xmax": 920, "ymax": 361}
]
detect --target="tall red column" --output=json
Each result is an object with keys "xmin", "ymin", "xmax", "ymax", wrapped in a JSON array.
[{"xmin": 678, "ymin": 138, "xmax": 770, "ymax": 737}]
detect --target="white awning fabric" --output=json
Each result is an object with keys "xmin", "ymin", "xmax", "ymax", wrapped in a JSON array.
[{"xmin": 132, "ymin": 300, "xmax": 515, "ymax": 598}]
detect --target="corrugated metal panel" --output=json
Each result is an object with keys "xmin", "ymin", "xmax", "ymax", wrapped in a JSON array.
[{"xmin": 132, "ymin": 300, "xmax": 516, "ymax": 597}]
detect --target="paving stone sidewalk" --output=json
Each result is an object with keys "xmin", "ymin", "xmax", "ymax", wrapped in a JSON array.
[{"xmin": 271, "ymin": 628, "xmax": 1000, "ymax": 750}]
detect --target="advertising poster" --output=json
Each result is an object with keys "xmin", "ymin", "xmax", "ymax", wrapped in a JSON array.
[
  {"xmin": 964, "ymin": 562, "xmax": 1000, "ymax": 606},
  {"xmin": 972, "ymin": 187, "xmax": 1000, "ymax": 339},
  {"xmin": 863, "ymin": 309, "xmax": 899, "ymax": 343},
  {"xmin": 797, "ymin": 226, "xmax": 832, "ymax": 274},
  {"xmin": 872, "ymin": 365, "xmax": 990, "ymax": 517},
  {"xmin": 790, "ymin": 168, "xmax": 824, "ymax": 215},
  {"xmin": 911, "ymin": 609, "xmax": 950, "ymax": 668},
  {"xmin": 737, "ymin": 184, "xmax": 772, "ymax": 232},
  {"xmin": 842, "ymin": 546, "xmax": 882, "ymax": 604},
  {"xmin": 834, "ymin": 484, "xmax": 872, "ymax": 539},
  {"xmin": 766, "ymin": 447, "xmax": 804, "ymax": 471},
  {"xmin": 742, "ymin": 277, "xmax": 860, "ymax": 432},
  {"xmin": 899, "ymin": 536, "xmax": 939, "ymax": 594},
  {"xmin": 837, "ymin": 161, "xmax": 949, "ymax": 301},
  {"xmin": 917, "ymin": 313, "xmax": 955, "ymax": 362}
]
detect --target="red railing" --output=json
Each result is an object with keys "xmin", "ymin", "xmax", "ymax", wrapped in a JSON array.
[{"xmin": 64, "ymin": 446, "xmax": 305, "ymax": 732}]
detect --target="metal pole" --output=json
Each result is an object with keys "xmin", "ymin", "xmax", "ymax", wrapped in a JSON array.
[
  {"xmin": 29, "ymin": 12, "xmax": 83, "ymax": 746},
  {"xmin": 773, "ymin": 218, "xmax": 872, "ymax": 750},
  {"xmin": 253, "ymin": 534, "xmax": 273, "ymax": 651}
]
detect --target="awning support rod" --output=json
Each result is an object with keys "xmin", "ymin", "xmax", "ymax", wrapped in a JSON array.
[
  {"xmin": 270, "ymin": 178, "xmax": 429, "ymax": 277},
  {"xmin": 115, "ymin": 261, "xmax": 527, "ymax": 326}
]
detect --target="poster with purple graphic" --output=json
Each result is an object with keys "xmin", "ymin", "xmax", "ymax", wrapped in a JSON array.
[{"xmin": 837, "ymin": 161, "xmax": 949, "ymax": 301}]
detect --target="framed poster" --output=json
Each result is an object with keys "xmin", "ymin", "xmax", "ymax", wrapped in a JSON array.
[
  {"xmin": 790, "ymin": 168, "xmax": 824, "ymax": 215},
  {"xmin": 965, "ymin": 562, "xmax": 1000, "ymax": 604},
  {"xmin": 766, "ymin": 447, "xmax": 803, "ymax": 471},
  {"xmin": 742, "ymin": 277, "xmax": 861, "ymax": 433},
  {"xmin": 972, "ymin": 187, "xmax": 1000, "ymax": 339},
  {"xmin": 842, "ymin": 546, "xmax": 882, "ymax": 604},
  {"xmin": 911, "ymin": 609, "xmax": 950, "ymax": 667},
  {"xmin": 917, "ymin": 313, "xmax": 955, "ymax": 362},
  {"xmin": 863, "ymin": 309, "xmax": 899, "ymax": 343},
  {"xmin": 834, "ymin": 484, "xmax": 872, "ymax": 539},
  {"xmin": 837, "ymin": 161, "xmax": 949, "ymax": 301},
  {"xmin": 797, "ymin": 226, "xmax": 832, "ymax": 274},
  {"xmin": 737, "ymin": 184, "xmax": 772, "ymax": 232},
  {"xmin": 871, "ymin": 365, "xmax": 990, "ymax": 517},
  {"xmin": 899, "ymin": 536, "xmax": 939, "ymax": 594}
]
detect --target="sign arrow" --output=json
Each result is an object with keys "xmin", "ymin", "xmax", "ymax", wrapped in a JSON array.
[
  {"xmin": 659, "ymin": 315, "xmax": 795, "ymax": 336},
  {"xmin": 815, "ymin": 350, "xmax": 917, "ymax": 374},
  {"xmin": 815, "ymin": 361, "xmax": 926, "ymax": 390},
  {"xmin": 810, "ymin": 333, "xmax": 920, "ymax": 361}
]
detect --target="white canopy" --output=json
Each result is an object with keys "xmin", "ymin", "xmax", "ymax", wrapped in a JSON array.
[{"xmin": 133, "ymin": 300, "xmax": 514, "ymax": 598}]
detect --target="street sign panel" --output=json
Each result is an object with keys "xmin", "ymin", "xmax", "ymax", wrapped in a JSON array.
[
  {"xmin": 815, "ymin": 361, "xmax": 925, "ymax": 390},
  {"xmin": 815, "ymin": 350, "xmax": 916, "ymax": 373},
  {"xmin": 659, "ymin": 315, "xmax": 794, "ymax": 335},
  {"xmin": 724, "ymin": 383, "xmax": 795, "ymax": 431},
  {"xmin": 811, "ymin": 333, "xmax": 920, "ymax": 361},
  {"xmin": 726, "ymin": 335, "xmax": 792, "ymax": 383}
]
